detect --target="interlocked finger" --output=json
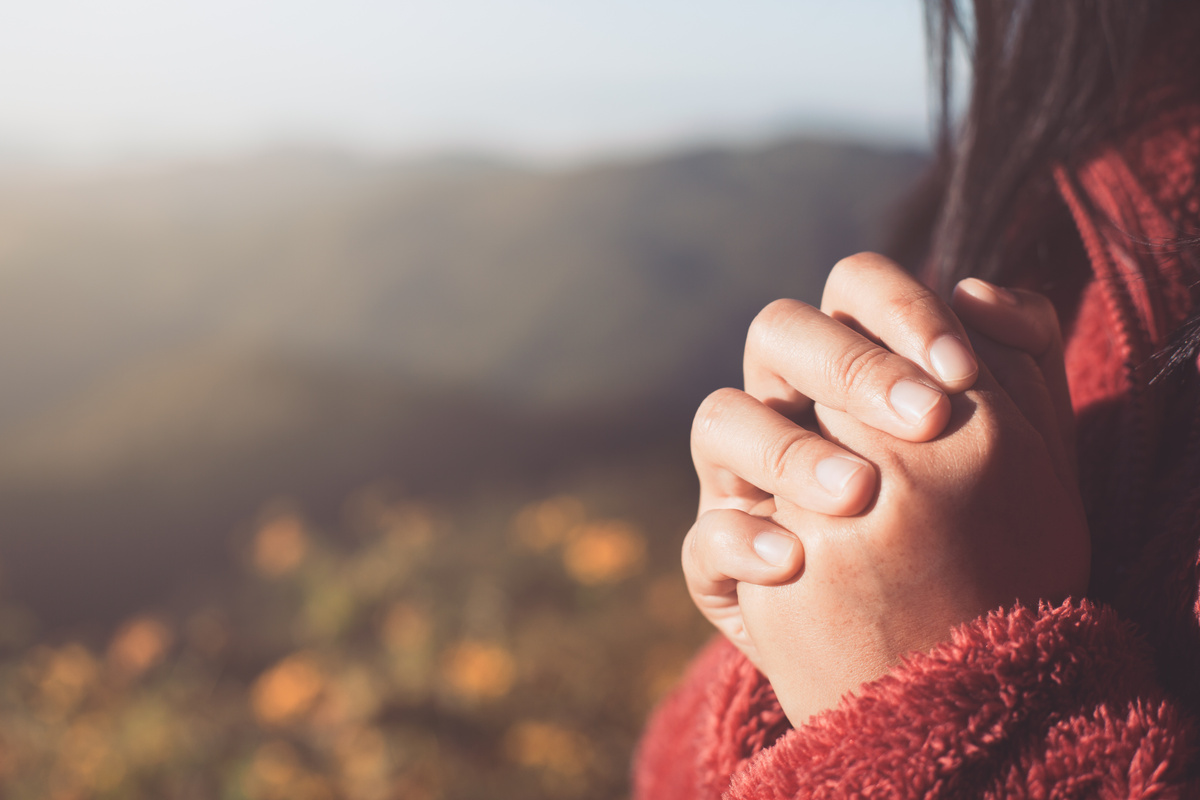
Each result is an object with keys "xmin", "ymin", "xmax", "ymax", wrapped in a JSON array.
[
  {"xmin": 743, "ymin": 299, "xmax": 952, "ymax": 442},
  {"xmin": 692, "ymin": 387, "xmax": 876, "ymax": 517}
]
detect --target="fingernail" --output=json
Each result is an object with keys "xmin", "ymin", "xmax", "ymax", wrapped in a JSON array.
[
  {"xmin": 962, "ymin": 278, "xmax": 1018, "ymax": 305},
  {"xmin": 753, "ymin": 531, "xmax": 796, "ymax": 567},
  {"xmin": 989, "ymin": 284, "xmax": 1019, "ymax": 305},
  {"xmin": 929, "ymin": 335, "xmax": 977, "ymax": 383},
  {"xmin": 815, "ymin": 456, "xmax": 865, "ymax": 496},
  {"xmin": 890, "ymin": 380, "xmax": 942, "ymax": 425}
]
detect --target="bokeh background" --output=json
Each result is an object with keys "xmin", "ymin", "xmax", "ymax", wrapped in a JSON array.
[{"xmin": 0, "ymin": 2, "xmax": 932, "ymax": 797}]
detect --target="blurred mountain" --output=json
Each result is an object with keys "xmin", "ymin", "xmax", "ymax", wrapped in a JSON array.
[{"xmin": 0, "ymin": 138, "xmax": 926, "ymax": 625}]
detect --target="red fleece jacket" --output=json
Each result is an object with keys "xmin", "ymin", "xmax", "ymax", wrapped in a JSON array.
[{"xmin": 633, "ymin": 106, "xmax": 1200, "ymax": 799}]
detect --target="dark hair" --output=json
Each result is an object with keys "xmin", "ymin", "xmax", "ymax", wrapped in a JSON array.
[{"xmin": 907, "ymin": 0, "xmax": 1196, "ymax": 297}]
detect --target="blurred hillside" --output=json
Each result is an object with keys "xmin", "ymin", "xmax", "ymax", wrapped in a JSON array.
[{"xmin": 0, "ymin": 137, "xmax": 926, "ymax": 627}]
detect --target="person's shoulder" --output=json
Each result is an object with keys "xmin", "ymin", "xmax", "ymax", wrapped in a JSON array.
[{"xmin": 1114, "ymin": 101, "xmax": 1200, "ymax": 225}]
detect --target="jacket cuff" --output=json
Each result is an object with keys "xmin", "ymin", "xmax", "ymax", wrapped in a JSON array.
[
  {"xmin": 633, "ymin": 635, "xmax": 791, "ymax": 800},
  {"xmin": 724, "ymin": 599, "xmax": 1195, "ymax": 799}
]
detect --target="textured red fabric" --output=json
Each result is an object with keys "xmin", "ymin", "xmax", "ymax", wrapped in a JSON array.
[{"xmin": 633, "ymin": 106, "xmax": 1200, "ymax": 799}]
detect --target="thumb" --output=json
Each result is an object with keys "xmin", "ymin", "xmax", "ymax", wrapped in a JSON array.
[{"xmin": 951, "ymin": 278, "xmax": 1076, "ymax": 480}]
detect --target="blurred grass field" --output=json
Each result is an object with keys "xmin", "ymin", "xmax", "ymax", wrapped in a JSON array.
[{"xmin": 0, "ymin": 454, "xmax": 713, "ymax": 799}]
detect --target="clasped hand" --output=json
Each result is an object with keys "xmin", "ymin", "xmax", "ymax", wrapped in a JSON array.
[{"xmin": 683, "ymin": 253, "xmax": 1089, "ymax": 725}]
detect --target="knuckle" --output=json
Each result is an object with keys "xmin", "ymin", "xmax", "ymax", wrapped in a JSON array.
[
  {"xmin": 748, "ymin": 298, "xmax": 807, "ymax": 353},
  {"xmin": 872, "ymin": 446, "xmax": 907, "ymax": 479},
  {"xmin": 1025, "ymin": 293, "xmax": 1064, "ymax": 349},
  {"xmin": 972, "ymin": 405, "xmax": 1007, "ymax": 452},
  {"xmin": 692, "ymin": 387, "xmax": 743, "ymax": 441},
  {"xmin": 826, "ymin": 253, "xmax": 944, "ymax": 338},
  {"xmin": 762, "ymin": 430, "xmax": 815, "ymax": 486},
  {"xmin": 683, "ymin": 510, "xmax": 736, "ymax": 576},
  {"xmin": 681, "ymin": 522, "xmax": 702, "ymax": 570},
  {"xmin": 827, "ymin": 341, "xmax": 892, "ymax": 398},
  {"xmin": 823, "ymin": 252, "xmax": 874, "ymax": 304},
  {"xmin": 880, "ymin": 285, "xmax": 943, "ymax": 332},
  {"xmin": 956, "ymin": 403, "xmax": 1014, "ymax": 470},
  {"xmin": 828, "ymin": 251, "xmax": 881, "ymax": 281},
  {"xmin": 682, "ymin": 517, "xmax": 716, "ymax": 574}
]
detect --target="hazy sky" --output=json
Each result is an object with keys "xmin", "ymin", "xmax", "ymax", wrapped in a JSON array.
[{"xmin": 0, "ymin": 1, "xmax": 929, "ymax": 164}]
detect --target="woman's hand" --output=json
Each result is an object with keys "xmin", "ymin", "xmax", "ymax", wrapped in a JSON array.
[
  {"xmin": 740, "ymin": 290, "xmax": 1089, "ymax": 724},
  {"xmin": 682, "ymin": 254, "xmax": 1089, "ymax": 725},
  {"xmin": 684, "ymin": 253, "xmax": 984, "ymax": 668}
]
